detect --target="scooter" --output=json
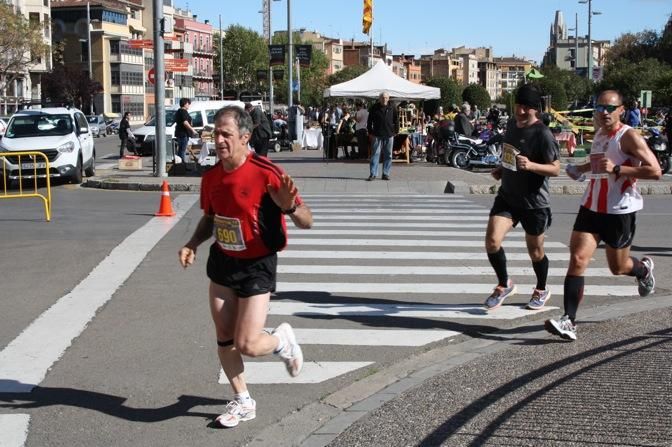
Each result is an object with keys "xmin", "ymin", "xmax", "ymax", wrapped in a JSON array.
[{"xmin": 645, "ymin": 127, "xmax": 670, "ymax": 174}]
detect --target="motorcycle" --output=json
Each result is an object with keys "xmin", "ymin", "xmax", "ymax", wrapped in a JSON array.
[
  {"xmin": 644, "ymin": 127, "xmax": 670, "ymax": 174},
  {"xmin": 447, "ymin": 127, "xmax": 504, "ymax": 170},
  {"xmin": 106, "ymin": 119, "xmax": 120, "ymax": 135}
]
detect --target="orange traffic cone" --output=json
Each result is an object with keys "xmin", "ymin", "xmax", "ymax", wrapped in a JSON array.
[{"xmin": 155, "ymin": 180, "xmax": 176, "ymax": 217}]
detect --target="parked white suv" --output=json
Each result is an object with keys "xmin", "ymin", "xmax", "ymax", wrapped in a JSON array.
[{"xmin": 0, "ymin": 107, "xmax": 96, "ymax": 184}]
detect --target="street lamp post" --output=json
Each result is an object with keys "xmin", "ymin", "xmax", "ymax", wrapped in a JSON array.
[
  {"xmin": 287, "ymin": 0, "xmax": 293, "ymax": 108},
  {"xmin": 568, "ymin": 13, "xmax": 578, "ymax": 71},
  {"xmin": 579, "ymin": 0, "xmax": 601, "ymax": 81}
]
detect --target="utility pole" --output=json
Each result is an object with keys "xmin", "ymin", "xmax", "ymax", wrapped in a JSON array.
[
  {"xmin": 262, "ymin": 0, "xmax": 274, "ymax": 116},
  {"xmin": 219, "ymin": 14, "xmax": 223, "ymax": 99},
  {"xmin": 153, "ymin": 0, "xmax": 166, "ymax": 177},
  {"xmin": 287, "ymin": 0, "xmax": 292, "ymax": 108},
  {"xmin": 587, "ymin": 0, "xmax": 592, "ymax": 81},
  {"xmin": 296, "ymin": 56, "xmax": 300, "ymax": 103},
  {"xmin": 86, "ymin": 1, "xmax": 93, "ymax": 114}
]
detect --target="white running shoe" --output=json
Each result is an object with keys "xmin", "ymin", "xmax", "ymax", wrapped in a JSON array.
[
  {"xmin": 273, "ymin": 322, "xmax": 304, "ymax": 377},
  {"xmin": 215, "ymin": 399, "xmax": 256, "ymax": 428},
  {"xmin": 545, "ymin": 316, "xmax": 577, "ymax": 341}
]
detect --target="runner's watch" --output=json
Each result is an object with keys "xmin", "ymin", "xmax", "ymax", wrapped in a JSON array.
[
  {"xmin": 613, "ymin": 165, "xmax": 621, "ymax": 177},
  {"xmin": 281, "ymin": 204, "xmax": 297, "ymax": 215}
]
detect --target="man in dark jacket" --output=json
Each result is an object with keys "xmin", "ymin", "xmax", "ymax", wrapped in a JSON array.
[
  {"xmin": 454, "ymin": 104, "xmax": 473, "ymax": 137},
  {"xmin": 366, "ymin": 92, "xmax": 398, "ymax": 180},
  {"xmin": 245, "ymin": 103, "xmax": 273, "ymax": 157},
  {"xmin": 118, "ymin": 112, "xmax": 131, "ymax": 158}
]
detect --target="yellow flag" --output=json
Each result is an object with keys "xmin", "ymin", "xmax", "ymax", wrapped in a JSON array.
[{"xmin": 363, "ymin": 0, "xmax": 373, "ymax": 34}]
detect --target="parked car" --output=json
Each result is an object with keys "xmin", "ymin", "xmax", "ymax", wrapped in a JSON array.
[
  {"xmin": 0, "ymin": 107, "xmax": 96, "ymax": 184},
  {"xmin": 86, "ymin": 114, "xmax": 106, "ymax": 138}
]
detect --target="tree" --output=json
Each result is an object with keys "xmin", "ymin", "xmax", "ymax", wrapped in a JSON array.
[
  {"xmin": 596, "ymin": 58, "xmax": 670, "ymax": 105},
  {"xmin": 461, "ymin": 84, "xmax": 491, "ymax": 111},
  {"xmin": 41, "ymin": 63, "xmax": 102, "ymax": 111},
  {"xmin": 216, "ymin": 25, "xmax": 269, "ymax": 98},
  {"xmin": 539, "ymin": 65, "xmax": 591, "ymax": 108},
  {"xmin": 425, "ymin": 76, "xmax": 462, "ymax": 113},
  {"xmin": 328, "ymin": 65, "xmax": 367, "ymax": 86},
  {"xmin": 0, "ymin": 2, "xmax": 49, "ymax": 94}
]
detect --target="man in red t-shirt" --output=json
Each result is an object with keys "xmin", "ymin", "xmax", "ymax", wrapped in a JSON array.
[{"xmin": 178, "ymin": 106, "xmax": 313, "ymax": 428}]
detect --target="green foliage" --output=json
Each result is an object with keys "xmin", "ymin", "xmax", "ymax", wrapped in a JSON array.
[
  {"xmin": 461, "ymin": 84, "xmax": 491, "ymax": 110},
  {"xmin": 425, "ymin": 76, "xmax": 462, "ymax": 112},
  {"xmin": 0, "ymin": 2, "xmax": 49, "ymax": 93},
  {"xmin": 328, "ymin": 65, "xmax": 368, "ymax": 86},
  {"xmin": 215, "ymin": 25, "xmax": 269, "ymax": 98},
  {"xmin": 596, "ymin": 58, "xmax": 670, "ymax": 105},
  {"xmin": 42, "ymin": 64, "xmax": 103, "ymax": 111},
  {"xmin": 496, "ymin": 91, "xmax": 515, "ymax": 115},
  {"xmin": 539, "ymin": 65, "xmax": 591, "ymax": 109}
]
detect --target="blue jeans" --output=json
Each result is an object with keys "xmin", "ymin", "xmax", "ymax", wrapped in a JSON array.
[
  {"xmin": 370, "ymin": 136, "xmax": 393, "ymax": 177},
  {"xmin": 176, "ymin": 135, "xmax": 189, "ymax": 162}
]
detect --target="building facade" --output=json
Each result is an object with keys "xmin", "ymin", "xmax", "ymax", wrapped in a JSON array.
[
  {"xmin": 493, "ymin": 56, "xmax": 533, "ymax": 95},
  {"xmin": 174, "ymin": 11, "xmax": 213, "ymax": 100}
]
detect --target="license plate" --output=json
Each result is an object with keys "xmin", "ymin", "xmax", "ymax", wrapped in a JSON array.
[{"xmin": 21, "ymin": 162, "xmax": 47, "ymax": 169}]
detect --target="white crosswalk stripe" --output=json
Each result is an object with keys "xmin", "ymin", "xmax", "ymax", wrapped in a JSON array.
[{"xmin": 222, "ymin": 193, "xmax": 638, "ymax": 384}]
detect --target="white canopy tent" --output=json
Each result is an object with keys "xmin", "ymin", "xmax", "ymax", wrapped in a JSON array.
[{"xmin": 323, "ymin": 60, "xmax": 440, "ymax": 100}]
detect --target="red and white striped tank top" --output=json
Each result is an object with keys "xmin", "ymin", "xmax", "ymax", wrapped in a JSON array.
[{"xmin": 581, "ymin": 124, "xmax": 643, "ymax": 214}]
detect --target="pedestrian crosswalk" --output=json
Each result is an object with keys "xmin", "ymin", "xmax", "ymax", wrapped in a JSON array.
[{"xmin": 219, "ymin": 193, "xmax": 637, "ymax": 385}]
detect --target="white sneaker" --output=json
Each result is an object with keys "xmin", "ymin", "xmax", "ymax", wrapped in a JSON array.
[
  {"xmin": 273, "ymin": 322, "xmax": 304, "ymax": 377},
  {"xmin": 215, "ymin": 399, "xmax": 256, "ymax": 428}
]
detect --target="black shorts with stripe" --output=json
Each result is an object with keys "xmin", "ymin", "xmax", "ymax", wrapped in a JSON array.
[{"xmin": 573, "ymin": 206, "xmax": 636, "ymax": 249}]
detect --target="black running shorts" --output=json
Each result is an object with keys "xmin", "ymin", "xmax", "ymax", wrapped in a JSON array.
[
  {"xmin": 490, "ymin": 195, "xmax": 552, "ymax": 236},
  {"xmin": 572, "ymin": 206, "xmax": 636, "ymax": 249},
  {"xmin": 206, "ymin": 244, "xmax": 277, "ymax": 298}
]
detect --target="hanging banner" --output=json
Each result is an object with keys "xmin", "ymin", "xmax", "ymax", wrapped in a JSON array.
[
  {"xmin": 269, "ymin": 45, "xmax": 285, "ymax": 66},
  {"xmin": 272, "ymin": 70, "xmax": 284, "ymax": 81},
  {"xmin": 295, "ymin": 45, "xmax": 312, "ymax": 67},
  {"xmin": 363, "ymin": 0, "xmax": 373, "ymax": 34}
]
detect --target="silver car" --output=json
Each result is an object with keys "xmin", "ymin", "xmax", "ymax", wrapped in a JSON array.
[{"xmin": 86, "ymin": 115, "xmax": 106, "ymax": 138}]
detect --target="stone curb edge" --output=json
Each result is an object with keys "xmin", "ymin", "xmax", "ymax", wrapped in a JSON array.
[{"xmin": 245, "ymin": 294, "xmax": 672, "ymax": 447}]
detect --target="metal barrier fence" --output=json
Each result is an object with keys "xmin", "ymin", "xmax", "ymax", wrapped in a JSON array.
[{"xmin": 0, "ymin": 151, "xmax": 52, "ymax": 221}]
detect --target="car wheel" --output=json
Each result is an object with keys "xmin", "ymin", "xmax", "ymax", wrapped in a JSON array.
[
  {"xmin": 70, "ymin": 155, "xmax": 83, "ymax": 184},
  {"xmin": 84, "ymin": 150, "xmax": 96, "ymax": 177}
]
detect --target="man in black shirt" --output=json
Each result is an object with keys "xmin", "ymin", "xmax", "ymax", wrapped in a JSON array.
[
  {"xmin": 245, "ymin": 103, "xmax": 273, "ymax": 157},
  {"xmin": 484, "ymin": 84, "xmax": 560, "ymax": 311},
  {"xmin": 367, "ymin": 91, "xmax": 398, "ymax": 181},
  {"xmin": 175, "ymin": 98, "xmax": 196, "ymax": 163},
  {"xmin": 118, "ymin": 111, "xmax": 131, "ymax": 158}
]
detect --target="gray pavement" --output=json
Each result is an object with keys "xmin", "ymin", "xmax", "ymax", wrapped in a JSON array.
[{"xmin": 86, "ymin": 149, "xmax": 672, "ymax": 195}]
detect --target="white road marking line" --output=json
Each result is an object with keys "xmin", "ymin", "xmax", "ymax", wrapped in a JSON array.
[
  {"xmin": 279, "ymin": 250, "xmax": 573, "ymax": 261},
  {"xmin": 0, "ymin": 414, "xmax": 30, "ymax": 447},
  {"xmin": 218, "ymin": 362, "xmax": 374, "ymax": 384},
  {"xmin": 263, "ymin": 328, "xmax": 459, "ymax": 346},
  {"xmin": 277, "ymin": 265, "xmax": 612, "ymax": 276},
  {"xmin": 312, "ymin": 208, "xmax": 489, "ymax": 214},
  {"xmin": 269, "ymin": 302, "xmax": 559, "ymax": 319},
  {"xmin": 311, "ymin": 215, "xmax": 488, "ymax": 221},
  {"xmin": 288, "ymin": 238, "xmax": 566, "ymax": 248},
  {"xmin": 301, "ymin": 199, "xmax": 473, "ymax": 204},
  {"xmin": 290, "ymin": 222, "xmax": 494, "ymax": 228},
  {"xmin": 0, "ymin": 195, "xmax": 199, "ymax": 394},
  {"xmin": 96, "ymin": 162, "xmax": 118, "ymax": 170},
  {"xmin": 277, "ymin": 282, "xmax": 636, "ymax": 296},
  {"xmin": 311, "ymin": 204, "xmax": 485, "ymax": 209},
  {"xmin": 291, "ymin": 230, "xmax": 523, "ymax": 237},
  {"xmin": 301, "ymin": 194, "xmax": 463, "ymax": 198}
]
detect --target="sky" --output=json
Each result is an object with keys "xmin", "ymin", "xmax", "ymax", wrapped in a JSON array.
[{"xmin": 179, "ymin": 0, "xmax": 671, "ymax": 64}]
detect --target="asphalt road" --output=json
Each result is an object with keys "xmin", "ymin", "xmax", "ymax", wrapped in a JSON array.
[{"xmin": 1, "ymin": 143, "xmax": 671, "ymax": 446}]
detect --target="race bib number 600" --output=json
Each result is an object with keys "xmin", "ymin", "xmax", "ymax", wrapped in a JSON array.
[
  {"xmin": 213, "ymin": 215, "xmax": 246, "ymax": 251},
  {"xmin": 501, "ymin": 143, "xmax": 520, "ymax": 171}
]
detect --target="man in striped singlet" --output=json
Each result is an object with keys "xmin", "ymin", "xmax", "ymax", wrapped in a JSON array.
[{"xmin": 545, "ymin": 90, "xmax": 662, "ymax": 341}]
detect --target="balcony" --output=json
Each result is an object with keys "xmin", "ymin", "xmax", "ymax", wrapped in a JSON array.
[
  {"xmin": 193, "ymin": 71, "xmax": 213, "ymax": 80},
  {"xmin": 192, "ymin": 45, "xmax": 215, "ymax": 56}
]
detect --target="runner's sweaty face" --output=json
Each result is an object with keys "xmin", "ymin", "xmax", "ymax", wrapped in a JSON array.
[
  {"xmin": 213, "ymin": 114, "xmax": 250, "ymax": 164},
  {"xmin": 594, "ymin": 92, "xmax": 623, "ymax": 130}
]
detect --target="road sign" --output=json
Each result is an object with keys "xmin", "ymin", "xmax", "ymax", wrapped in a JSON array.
[
  {"xmin": 148, "ymin": 68, "xmax": 155, "ymax": 85},
  {"xmin": 129, "ymin": 39, "xmax": 153, "ymax": 49},
  {"xmin": 164, "ymin": 58, "xmax": 190, "ymax": 73}
]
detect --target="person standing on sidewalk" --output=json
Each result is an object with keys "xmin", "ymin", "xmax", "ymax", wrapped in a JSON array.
[
  {"xmin": 355, "ymin": 102, "xmax": 369, "ymax": 159},
  {"xmin": 367, "ymin": 92, "xmax": 398, "ymax": 181},
  {"xmin": 545, "ymin": 90, "xmax": 661, "ymax": 341},
  {"xmin": 245, "ymin": 102, "xmax": 273, "ymax": 157},
  {"xmin": 118, "ymin": 112, "xmax": 131, "ymax": 158},
  {"xmin": 175, "ymin": 98, "xmax": 197, "ymax": 163},
  {"xmin": 178, "ymin": 106, "xmax": 313, "ymax": 428},
  {"xmin": 484, "ymin": 84, "xmax": 560, "ymax": 311}
]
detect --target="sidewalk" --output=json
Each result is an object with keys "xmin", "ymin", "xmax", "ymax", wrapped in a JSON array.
[
  {"xmin": 251, "ymin": 296, "xmax": 672, "ymax": 447},
  {"xmin": 85, "ymin": 150, "xmax": 672, "ymax": 195}
]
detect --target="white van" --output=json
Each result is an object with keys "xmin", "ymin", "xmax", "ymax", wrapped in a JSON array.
[{"xmin": 131, "ymin": 100, "xmax": 244, "ymax": 155}]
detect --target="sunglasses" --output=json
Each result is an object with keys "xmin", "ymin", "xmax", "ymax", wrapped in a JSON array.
[{"xmin": 595, "ymin": 104, "xmax": 622, "ymax": 113}]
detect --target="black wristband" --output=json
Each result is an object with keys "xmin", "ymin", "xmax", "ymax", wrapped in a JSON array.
[{"xmin": 281, "ymin": 205, "xmax": 297, "ymax": 215}]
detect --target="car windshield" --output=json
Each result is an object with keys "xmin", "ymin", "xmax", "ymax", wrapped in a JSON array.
[
  {"xmin": 87, "ymin": 116, "xmax": 101, "ymax": 123},
  {"xmin": 5, "ymin": 114, "xmax": 74, "ymax": 138},
  {"xmin": 144, "ymin": 110, "xmax": 177, "ymax": 127}
]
